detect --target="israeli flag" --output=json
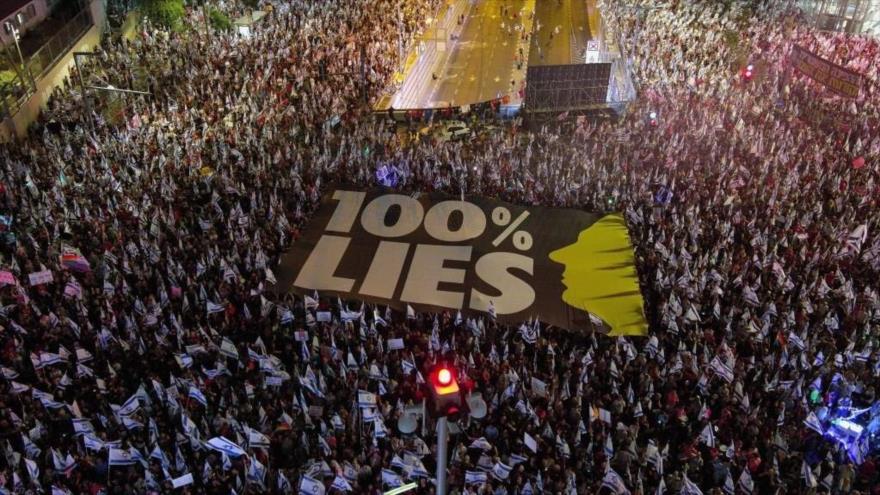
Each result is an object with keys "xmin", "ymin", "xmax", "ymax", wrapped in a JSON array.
[
  {"xmin": 469, "ymin": 437, "xmax": 492, "ymax": 451},
  {"xmin": 330, "ymin": 476, "xmax": 352, "ymax": 492},
  {"xmin": 108, "ymin": 447, "xmax": 136, "ymax": 466},
  {"xmin": 220, "ymin": 338, "xmax": 239, "ymax": 359},
  {"xmin": 247, "ymin": 427, "xmax": 270, "ymax": 449},
  {"xmin": 680, "ymin": 474, "xmax": 703, "ymax": 495},
  {"xmin": 519, "ymin": 323, "xmax": 537, "ymax": 344},
  {"xmin": 465, "ymin": 470, "xmax": 488, "ymax": 485},
  {"xmin": 699, "ymin": 424, "xmax": 716, "ymax": 448},
  {"xmin": 600, "ymin": 467, "xmax": 630, "ymax": 495},
  {"xmin": 82, "ymin": 435, "xmax": 104, "ymax": 452},
  {"xmin": 803, "ymin": 411, "xmax": 824, "ymax": 434},
  {"xmin": 206, "ymin": 436, "xmax": 246, "ymax": 457},
  {"xmin": 299, "ymin": 474, "xmax": 325, "ymax": 495},
  {"xmin": 391, "ymin": 455, "xmax": 407, "ymax": 470},
  {"xmin": 357, "ymin": 390, "xmax": 377, "ymax": 408},
  {"xmin": 381, "ymin": 469, "xmax": 404, "ymax": 488},
  {"xmin": 24, "ymin": 458, "xmax": 39, "ymax": 482},
  {"xmin": 206, "ymin": 301, "xmax": 225, "ymax": 314},
  {"xmin": 491, "ymin": 461, "xmax": 513, "ymax": 480},
  {"xmin": 247, "ymin": 457, "xmax": 266, "ymax": 485},
  {"xmin": 188, "ymin": 386, "xmax": 208, "ymax": 407},
  {"xmin": 71, "ymin": 419, "xmax": 95, "ymax": 436}
]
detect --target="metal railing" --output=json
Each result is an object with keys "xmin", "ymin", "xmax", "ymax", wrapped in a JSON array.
[{"xmin": 1, "ymin": 7, "xmax": 94, "ymax": 119}]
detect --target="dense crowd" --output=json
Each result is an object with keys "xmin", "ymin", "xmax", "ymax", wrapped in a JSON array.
[{"xmin": 0, "ymin": 0, "xmax": 879, "ymax": 493}]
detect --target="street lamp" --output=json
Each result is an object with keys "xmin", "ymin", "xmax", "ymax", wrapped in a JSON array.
[{"xmin": 4, "ymin": 14, "xmax": 35, "ymax": 91}]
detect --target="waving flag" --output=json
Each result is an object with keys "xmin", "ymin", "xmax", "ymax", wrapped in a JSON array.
[
  {"xmin": 206, "ymin": 436, "xmax": 246, "ymax": 457},
  {"xmin": 331, "ymin": 476, "xmax": 352, "ymax": 492},
  {"xmin": 299, "ymin": 474, "xmax": 325, "ymax": 495},
  {"xmin": 108, "ymin": 448, "xmax": 136, "ymax": 466}
]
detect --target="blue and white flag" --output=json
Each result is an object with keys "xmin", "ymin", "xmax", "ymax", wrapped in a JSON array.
[
  {"xmin": 491, "ymin": 461, "xmax": 513, "ymax": 480},
  {"xmin": 738, "ymin": 469, "xmax": 754, "ymax": 494},
  {"xmin": 709, "ymin": 356, "xmax": 734, "ymax": 383},
  {"xmin": 601, "ymin": 467, "xmax": 630, "ymax": 495},
  {"xmin": 82, "ymin": 435, "xmax": 103, "ymax": 452},
  {"xmin": 469, "ymin": 437, "xmax": 492, "ymax": 451},
  {"xmin": 330, "ymin": 475, "xmax": 352, "ymax": 492},
  {"xmin": 299, "ymin": 474, "xmax": 325, "ymax": 495},
  {"xmin": 698, "ymin": 424, "xmax": 716, "ymax": 448},
  {"xmin": 108, "ymin": 447, "xmax": 136, "ymax": 466},
  {"xmin": 803, "ymin": 411, "xmax": 824, "ymax": 434},
  {"xmin": 381, "ymin": 469, "xmax": 403, "ymax": 488},
  {"xmin": 680, "ymin": 474, "xmax": 703, "ymax": 495},
  {"xmin": 24, "ymin": 458, "xmax": 39, "ymax": 482},
  {"xmin": 465, "ymin": 470, "xmax": 488, "ymax": 485},
  {"xmin": 519, "ymin": 323, "xmax": 537, "ymax": 344},
  {"xmin": 246, "ymin": 426, "xmax": 270, "ymax": 449},
  {"xmin": 188, "ymin": 386, "xmax": 208, "ymax": 407},
  {"xmin": 206, "ymin": 436, "xmax": 246, "ymax": 457},
  {"xmin": 206, "ymin": 301, "xmax": 225, "ymax": 314},
  {"xmin": 247, "ymin": 457, "xmax": 266, "ymax": 486},
  {"xmin": 357, "ymin": 390, "xmax": 377, "ymax": 408},
  {"xmin": 71, "ymin": 418, "xmax": 94, "ymax": 436},
  {"xmin": 802, "ymin": 460, "xmax": 817, "ymax": 488}
]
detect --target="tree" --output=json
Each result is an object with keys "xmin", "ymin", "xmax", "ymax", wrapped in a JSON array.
[
  {"xmin": 141, "ymin": 0, "xmax": 185, "ymax": 29},
  {"xmin": 208, "ymin": 8, "xmax": 232, "ymax": 31}
]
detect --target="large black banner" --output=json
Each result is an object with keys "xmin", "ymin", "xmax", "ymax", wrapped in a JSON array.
[
  {"xmin": 791, "ymin": 45, "xmax": 862, "ymax": 99},
  {"xmin": 273, "ymin": 189, "xmax": 647, "ymax": 336}
]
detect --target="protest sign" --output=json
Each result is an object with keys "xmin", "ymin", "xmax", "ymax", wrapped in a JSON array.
[{"xmin": 274, "ymin": 189, "xmax": 647, "ymax": 336}]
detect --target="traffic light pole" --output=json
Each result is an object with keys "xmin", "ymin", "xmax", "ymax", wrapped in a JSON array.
[{"xmin": 436, "ymin": 417, "xmax": 449, "ymax": 495}]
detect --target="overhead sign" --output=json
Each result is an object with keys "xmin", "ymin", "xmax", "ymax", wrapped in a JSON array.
[
  {"xmin": 790, "ymin": 45, "xmax": 861, "ymax": 98},
  {"xmin": 585, "ymin": 40, "xmax": 600, "ymax": 63},
  {"xmin": 274, "ymin": 189, "xmax": 647, "ymax": 336}
]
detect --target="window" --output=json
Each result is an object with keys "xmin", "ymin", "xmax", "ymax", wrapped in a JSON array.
[{"xmin": 19, "ymin": 4, "xmax": 38, "ymax": 24}]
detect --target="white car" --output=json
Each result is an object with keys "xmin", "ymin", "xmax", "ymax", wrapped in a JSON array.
[{"xmin": 437, "ymin": 121, "xmax": 472, "ymax": 142}]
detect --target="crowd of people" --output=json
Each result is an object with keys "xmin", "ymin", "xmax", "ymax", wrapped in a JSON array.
[{"xmin": 0, "ymin": 0, "xmax": 879, "ymax": 493}]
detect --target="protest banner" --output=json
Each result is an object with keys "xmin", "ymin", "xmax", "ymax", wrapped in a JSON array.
[
  {"xmin": 274, "ymin": 189, "xmax": 647, "ymax": 336},
  {"xmin": 790, "ymin": 45, "xmax": 862, "ymax": 98}
]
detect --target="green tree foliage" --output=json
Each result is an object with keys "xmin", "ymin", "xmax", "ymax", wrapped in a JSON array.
[
  {"xmin": 208, "ymin": 7, "xmax": 232, "ymax": 31},
  {"xmin": 141, "ymin": 0, "xmax": 185, "ymax": 29}
]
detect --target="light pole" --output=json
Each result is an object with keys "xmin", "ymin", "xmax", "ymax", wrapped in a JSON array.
[
  {"xmin": 4, "ymin": 15, "xmax": 35, "ymax": 91},
  {"xmin": 436, "ymin": 417, "xmax": 449, "ymax": 495},
  {"xmin": 73, "ymin": 51, "xmax": 152, "ymax": 133}
]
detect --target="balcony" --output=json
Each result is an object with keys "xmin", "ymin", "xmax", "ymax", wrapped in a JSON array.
[{"xmin": 0, "ymin": 4, "xmax": 93, "ymax": 119}]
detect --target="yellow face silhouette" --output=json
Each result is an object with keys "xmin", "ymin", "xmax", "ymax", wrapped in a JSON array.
[{"xmin": 549, "ymin": 214, "xmax": 648, "ymax": 336}]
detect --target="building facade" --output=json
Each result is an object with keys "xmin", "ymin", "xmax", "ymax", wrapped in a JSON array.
[
  {"xmin": 798, "ymin": 0, "xmax": 880, "ymax": 36},
  {"xmin": 0, "ymin": 0, "xmax": 50, "ymax": 45}
]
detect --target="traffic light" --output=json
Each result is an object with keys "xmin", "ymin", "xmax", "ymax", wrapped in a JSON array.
[{"xmin": 428, "ymin": 365, "xmax": 463, "ymax": 419}]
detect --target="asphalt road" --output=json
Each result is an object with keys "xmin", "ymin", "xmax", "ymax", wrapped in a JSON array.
[
  {"xmin": 429, "ymin": 0, "xmax": 529, "ymax": 107},
  {"xmin": 529, "ymin": 0, "xmax": 592, "ymax": 66},
  {"xmin": 386, "ymin": 0, "xmax": 597, "ymax": 109},
  {"xmin": 389, "ymin": 0, "xmax": 532, "ymax": 109}
]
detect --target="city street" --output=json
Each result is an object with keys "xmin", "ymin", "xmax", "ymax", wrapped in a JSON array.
[
  {"xmin": 381, "ymin": 0, "xmax": 605, "ymax": 110},
  {"xmin": 385, "ymin": 0, "xmax": 534, "ymax": 109},
  {"xmin": 529, "ymin": 0, "xmax": 593, "ymax": 66}
]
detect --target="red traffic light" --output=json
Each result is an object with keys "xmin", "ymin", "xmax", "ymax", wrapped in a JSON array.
[
  {"xmin": 437, "ymin": 368, "xmax": 453, "ymax": 386},
  {"xmin": 428, "ymin": 365, "xmax": 462, "ymax": 418}
]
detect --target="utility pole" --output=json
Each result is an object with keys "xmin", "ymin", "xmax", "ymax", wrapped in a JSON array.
[
  {"xmin": 202, "ymin": 0, "xmax": 211, "ymax": 40},
  {"xmin": 361, "ymin": 43, "xmax": 368, "ymax": 106},
  {"xmin": 5, "ymin": 16, "xmax": 35, "ymax": 92},
  {"xmin": 436, "ymin": 417, "xmax": 449, "ymax": 495},
  {"xmin": 74, "ymin": 51, "xmax": 152, "ymax": 133},
  {"xmin": 73, "ymin": 52, "xmax": 95, "ymax": 134}
]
